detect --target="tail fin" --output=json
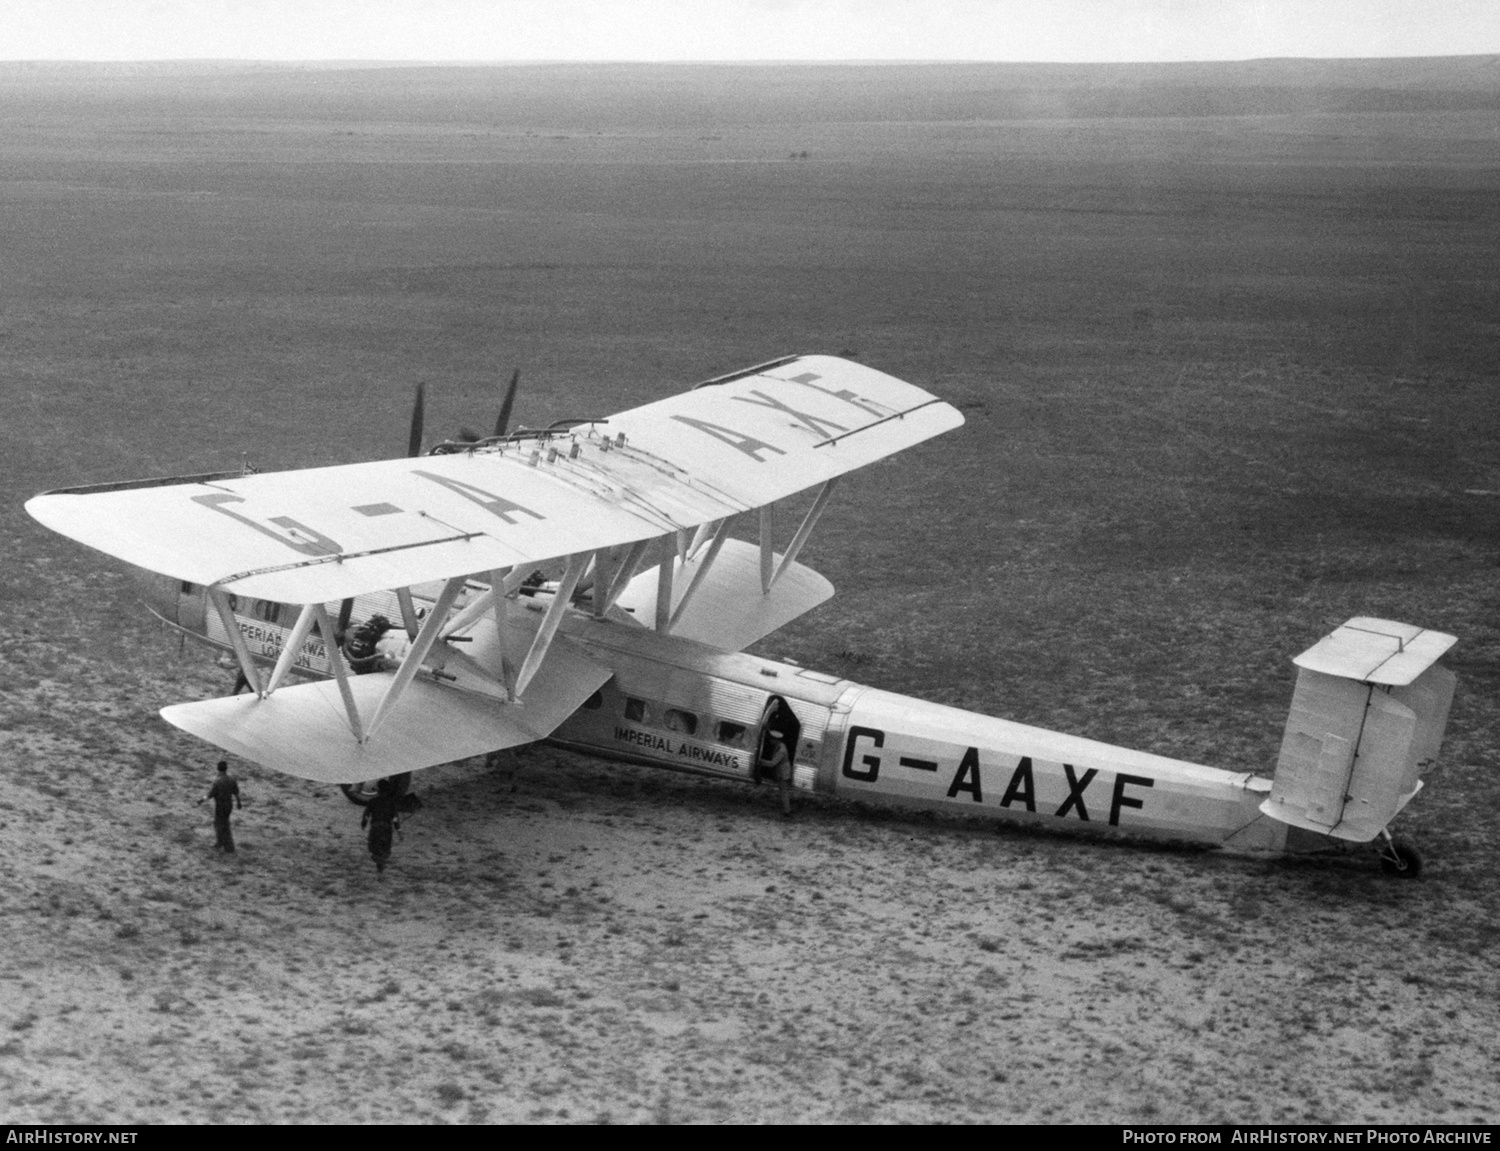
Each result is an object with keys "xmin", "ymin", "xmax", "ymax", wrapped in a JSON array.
[{"xmin": 1261, "ymin": 618, "xmax": 1457, "ymax": 842}]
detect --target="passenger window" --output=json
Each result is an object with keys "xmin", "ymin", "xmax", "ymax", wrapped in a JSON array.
[
  {"xmin": 664, "ymin": 708, "xmax": 697, "ymax": 735},
  {"xmin": 582, "ymin": 691, "xmax": 603, "ymax": 711},
  {"xmin": 716, "ymin": 721, "xmax": 747, "ymax": 747},
  {"xmin": 624, "ymin": 697, "xmax": 650, "ymax": 723}
]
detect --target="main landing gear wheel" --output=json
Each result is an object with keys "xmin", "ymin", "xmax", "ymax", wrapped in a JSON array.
[
  {"xmin": 1379, "ymin": 838, "xmax": 1423, "ymax": 879},
  {"xmin": 339, "ymin": 772, "xmax": 413, "ymax": 807}
]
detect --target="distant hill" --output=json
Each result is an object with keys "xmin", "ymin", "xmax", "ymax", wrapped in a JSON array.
[{"xmin": 3, "ymin": 56, "xmax": 1498, "ymax": 126}]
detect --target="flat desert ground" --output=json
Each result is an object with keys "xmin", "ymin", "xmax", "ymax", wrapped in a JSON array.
[{"xmin": 2, "ymin": 59, "xmax": 1499, "ymax": 1123}]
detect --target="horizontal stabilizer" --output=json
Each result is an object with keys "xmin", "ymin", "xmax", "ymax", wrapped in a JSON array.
[
  {"xmin": 1293, "ymin": 616, "xmax": 1456, "ymax": 686},
  {"xmin": 162, "ymin": 637, "xmax": 610, "ymax": 783},
  {"xmin": 612, "ymin": 537, "xmax": 834, "ymax": 652}
]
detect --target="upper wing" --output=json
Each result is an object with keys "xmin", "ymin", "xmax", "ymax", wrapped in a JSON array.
[{"xmin": 27, "ymin": 355, "xmax": 962, "ymax": 604}]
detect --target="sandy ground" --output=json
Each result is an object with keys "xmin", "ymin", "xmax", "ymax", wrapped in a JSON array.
[
  {"xmin": 2, "ymin": 621, "xmax": 1497, "ymax": 1125},
  {"xmin": 3, "ymin": 59, "xmax": 1499, "ymax": 1126}
]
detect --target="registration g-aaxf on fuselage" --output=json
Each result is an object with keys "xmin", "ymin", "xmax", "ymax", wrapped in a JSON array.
[{"xmin": 26, "ymin": 356, "xmax": 1456, "ymax": 875}]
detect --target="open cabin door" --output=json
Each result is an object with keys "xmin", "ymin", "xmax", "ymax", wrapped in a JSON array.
[{"xmin": 754, "ymin": 694, "xmax": 801, "ymax": 782}]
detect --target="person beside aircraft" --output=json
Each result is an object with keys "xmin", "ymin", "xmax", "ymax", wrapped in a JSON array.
[
  {"xmin": 199, "ymin": 760, "xmax": 242, "ymax": 853},
  {"xmin": 360, "ymin": 777, "xmax": 402, "ymax": 875}
]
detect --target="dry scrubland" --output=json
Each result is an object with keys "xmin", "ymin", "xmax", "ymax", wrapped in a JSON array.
[{"xmin": 2, "ymin": 59, "xmax": 1499, "ymax": 1123}]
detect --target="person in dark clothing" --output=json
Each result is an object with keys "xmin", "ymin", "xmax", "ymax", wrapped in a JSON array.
[
  {"xmin": 200, "ymin": 760, "xmax": 242, "ymax": 852},
  {"xmin": 361, "ymin": 777, "xmax": 401, "ymax": 874},
  {"xmin": 757, "ymin": 729, "xmax": 794, "ymax": 817}
]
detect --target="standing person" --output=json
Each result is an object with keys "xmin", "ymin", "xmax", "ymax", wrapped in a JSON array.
[
  {"xmin": 200, "ymin": 760, "xmax": 242, "ymax": 853},
  {"xmin": 757, "ymin": 730, "xmax": 794, "ymax": 817},
  {"xmin": 361, "ymin": 777, "xmax": 401, "ymax": 874}
]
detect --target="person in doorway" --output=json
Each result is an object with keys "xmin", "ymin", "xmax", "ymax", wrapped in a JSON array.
[
  {"xmin": 757, "ymin": 729, "xmax": 794, "ymax": 817},
  {"xmin": 199, "ymin": 760, "xmax": 242, "ymax": 852}
]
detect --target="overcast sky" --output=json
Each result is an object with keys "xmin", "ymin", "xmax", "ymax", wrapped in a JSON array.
[{"xmin": 5, "ymin": 0, "xmax": 1498, "ymax": 62}]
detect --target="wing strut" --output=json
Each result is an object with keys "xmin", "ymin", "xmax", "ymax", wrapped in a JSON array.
[
  {"xmin": 655, "ymin": 536, "xmax": 675, "ymax": 632},
  {"xmin": 490, "ymin": 567, "xmax": 514, "ymax": 692},
  {"xmin": 440, "ymin": 566, "xmax": 543, "ymax": 640},
  {"xmin": 263, "ymin": 602, "xmax": 318, "ymax": 696},
  {"xmin": 599, "ymin": 537, "xmax": 653, "ymax": 617},
  {"xmin": 771, "ymin": 478, "xmax": 836, "ymax": 590},
  {"xmin": 759, "ymin": 504, "xmax": 775, "ymax": 593},
  {"xmin": 311, "ymin": 602, "xmax": 364, "ymax": 740},
  {"xmin": 687, "ymin": 520, "xmax": 715, "ymax": 560},
  {"xmin": 440, "ymin": 581, "xmax": 495, "ymax": 639},
  {"xmin": 395, "ymin": 588, "xmax": 420, "ymax": 639},
  {"xmin": 364, "ymin": 575, "xmax": 467, "ymax": 740},
  {"xmin": 588, "ymin": 548, "xmax": 615, "ymax": 619},
  {"xmin": 514, "ymin": 553, "xmax": 588, "ymax": 697},
  {"xmin": 669, "ymin": 515, "xmax": 737, "ymax": 629},
  {"xmin": 208, "ymin": 588, "xmax": 263, "ymax": 696}
]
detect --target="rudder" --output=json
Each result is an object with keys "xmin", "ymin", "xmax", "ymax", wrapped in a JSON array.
[{"xmin": 1261, "ymin": 618, "xmax": 1456, "ymax": 842}]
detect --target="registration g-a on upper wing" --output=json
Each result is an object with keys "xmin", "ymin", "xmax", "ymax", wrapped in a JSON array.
[{"xmin": 26, "ymin": 355, "xmax": 964, "ymax": 604}]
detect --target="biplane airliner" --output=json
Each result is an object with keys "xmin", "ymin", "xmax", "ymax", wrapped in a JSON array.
[{"xmin": 26, "ymin": 356, "xmax": 1456, "ymax": 875}]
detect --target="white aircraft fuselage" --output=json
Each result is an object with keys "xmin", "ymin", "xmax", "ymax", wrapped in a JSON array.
[
  {"xmin": 555, "ymin": 615, "xmax": 1295, "ymax": 854},
  {"xmin": 36, "ymin": 356, "xmax": 1447, "ymax": 874},
  {"xmin": 147, "ymin": 573, "xmax": 1302, "ymax": 856}
]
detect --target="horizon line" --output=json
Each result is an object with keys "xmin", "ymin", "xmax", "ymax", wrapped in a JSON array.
[{"xmin": 4, "ymin": 52, "xmax": 1499, "ymax": 67}]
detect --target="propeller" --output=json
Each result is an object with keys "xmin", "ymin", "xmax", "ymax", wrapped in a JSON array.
[
  {"xmin": 495, "ymin": 368, "xmax": 520, "ymax": 438},
  {"xmin": 407, "ymin": 382, "xmax": 426, "ymax": 457},
  {"xmin": 407, "ymin": 369, "xmax": 521, "ymax": 452},
  {"xmin": 455, "ymin": 369, "xmax": 522, "ymax": 445}
]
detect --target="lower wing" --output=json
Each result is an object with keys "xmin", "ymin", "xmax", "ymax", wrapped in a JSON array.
[{"xmin": 161, "ymin": 634, "xmax": 610, "ymax": 783}]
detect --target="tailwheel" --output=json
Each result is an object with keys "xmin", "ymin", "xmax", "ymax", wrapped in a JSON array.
[{"xmin": 1379, "ymin": 837, "xmax": 1423, "ymax": 879}]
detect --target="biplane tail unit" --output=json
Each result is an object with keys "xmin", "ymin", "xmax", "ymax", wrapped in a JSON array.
[{"xmin": 26, "ymin": 355, "xmax": 1457, "ymax": 876}]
